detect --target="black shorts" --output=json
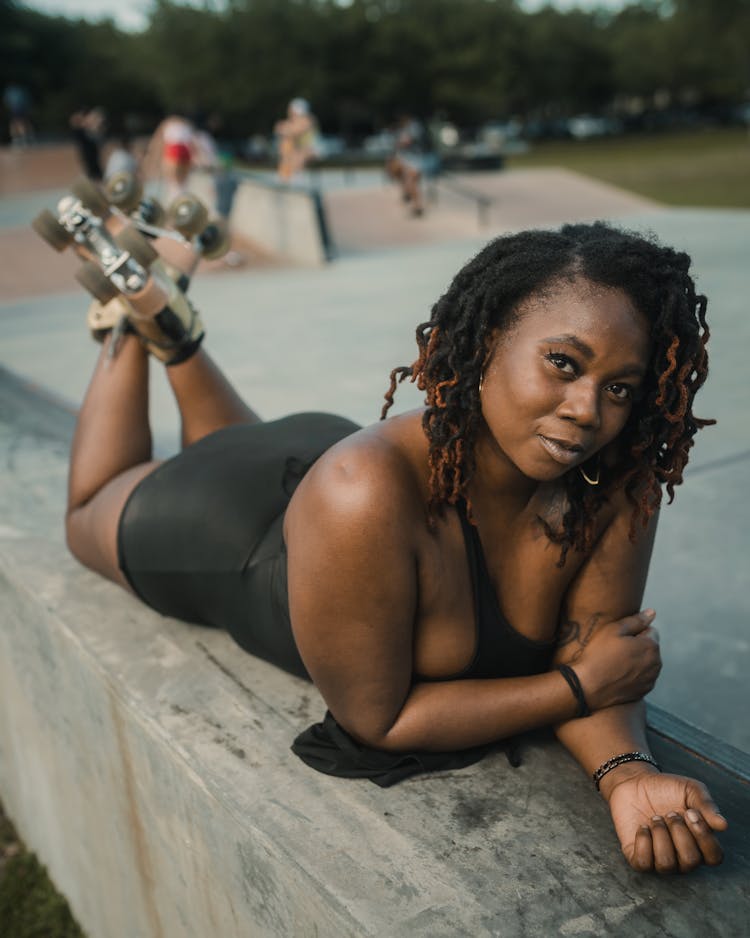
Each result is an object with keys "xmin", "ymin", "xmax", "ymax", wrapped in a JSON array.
[{"xmin": 117, "ymin": 412, "xmax": 360, "ymax": 679}]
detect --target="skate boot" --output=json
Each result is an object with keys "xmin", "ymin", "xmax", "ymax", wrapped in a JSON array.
[{"xmin": 32, "ymin": 176, "xmax": 229, "ymax": 364}]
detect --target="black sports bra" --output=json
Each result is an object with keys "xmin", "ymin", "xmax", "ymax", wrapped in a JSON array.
[
  {"xmin": 292, "ymin": 499, "xmax": 558, "ymax": 786},
  {"xmin": 444, "ymin": 499, "xmax": 557, "ymax": 680}
]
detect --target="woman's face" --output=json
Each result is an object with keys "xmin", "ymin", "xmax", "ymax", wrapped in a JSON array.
[{"xmin": 479, "ymin": 276, "xmax": 651, "ymax": 483}]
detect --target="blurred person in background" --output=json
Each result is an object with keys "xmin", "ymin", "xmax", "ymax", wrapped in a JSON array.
[
  {"xmin": 142, "ymin": 113, "xmax": 199, "ymax": 202},
  {"xmin": 104, "ymin": 132, "xmax": 138, "ymax": 181},
  {"xmin": 385, "ymin": 114, "xmax": 430, "ymax": 217},
  {"xmin": 274, "ymin": 97, "xmax": 319, "ymax": 182},
  {"xmin": 70, "ymin": 105, "xmax": 106, "ymax": 180},
  {"xmin": 3, "ymin": 83, "xmax": 33, "ymax": 147}
]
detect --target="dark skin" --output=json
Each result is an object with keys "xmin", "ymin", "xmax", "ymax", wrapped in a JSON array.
[{"xmin": 67, "ymin": 269, "xmax": 727, "ymax": 875}]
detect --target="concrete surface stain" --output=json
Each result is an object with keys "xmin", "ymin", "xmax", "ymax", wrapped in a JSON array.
[
  {"xmin": 212, "ymin": 734, "xmax": 246, "ymax": 760},
  {"xmin": 195, "ymin": 640, "xmax": 268, "ymax": 708},
  {"xmin": 450, "ymin": 795, "xmax": 500, "ymax": 833},
  {"xmin": 109, "ymin": 688, "xmax": 165, "ymax": 938}
]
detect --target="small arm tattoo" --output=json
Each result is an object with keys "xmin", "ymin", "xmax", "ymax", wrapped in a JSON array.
[{"xmin": 556, "ymin": 613, "xmax": 602, "ymax": 661}]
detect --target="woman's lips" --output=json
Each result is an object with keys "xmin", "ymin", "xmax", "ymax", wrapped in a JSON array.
[{"xmin": 538, "ymin": 434, "xmax": 585, "ymax": 466}]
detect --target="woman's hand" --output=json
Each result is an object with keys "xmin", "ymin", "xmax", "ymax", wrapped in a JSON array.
[
  {"xmin": 571, "ymin": 610, "xmax": 662, "ymax": 710},
  {"xmin": 604, "ymin": 768, "xmax": 728, "ymax": 873}
]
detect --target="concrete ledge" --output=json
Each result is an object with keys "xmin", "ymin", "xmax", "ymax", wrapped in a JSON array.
[
  {"xmin": 1, "ymin": 366, "xmax": 749, "ymax": 937},
  {"xmin": 188, "ymin": 171, "xmax": 331, "ymax": 267}
]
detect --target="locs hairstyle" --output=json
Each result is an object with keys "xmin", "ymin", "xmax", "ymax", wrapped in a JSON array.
[{"xmin": 381, "ymin": 222, "xmax": 714, "ymax": 564}]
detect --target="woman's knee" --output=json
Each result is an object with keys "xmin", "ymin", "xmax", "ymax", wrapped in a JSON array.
[
  {"xmin": 65, "ymin": 505, "xmax": 97, "ymax": 569},
  {"xmin": 64, "ymin": 502, "xmax": 123, "ymax": 584}
]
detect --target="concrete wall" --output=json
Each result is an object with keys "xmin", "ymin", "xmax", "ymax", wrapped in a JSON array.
[
  {"xmin": 1, "ymin": 372, "xmax": 749, "ymax": 938},
  {"xmin": 189, "ymin": 171, "xmax": 329, "ymax": 267}
]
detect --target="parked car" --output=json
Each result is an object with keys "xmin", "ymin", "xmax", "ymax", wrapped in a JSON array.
[{"xmin": 567, "ymin": 115, "xmax": 622, "ymax": 139}]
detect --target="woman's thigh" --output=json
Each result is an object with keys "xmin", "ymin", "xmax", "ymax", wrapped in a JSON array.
[{"xmin": 66, "ymin": 461, "xmax": 162, "ymax": 591}]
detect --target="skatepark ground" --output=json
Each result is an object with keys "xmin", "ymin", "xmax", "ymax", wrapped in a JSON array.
[
  {"xmin": 2, "ymin": 142, "xmax": 748, "ymax": 752},
  {"xmin": 0, "ymin": 143, "xmax": 748, "ymax": 936}
]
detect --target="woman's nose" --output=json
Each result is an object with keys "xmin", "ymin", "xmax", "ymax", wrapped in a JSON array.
[{"xmin": 557, "ymin": 381, "xmax": 601, "ymax": 429}]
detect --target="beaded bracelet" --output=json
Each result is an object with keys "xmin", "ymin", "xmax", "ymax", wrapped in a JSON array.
[
  {"xmin": 557, "ymin": 664, "xmax": 590, "ymax": 718},
  {"xmin": 592, "ymin": 752, "xmax": 661, "ymax": 791}
]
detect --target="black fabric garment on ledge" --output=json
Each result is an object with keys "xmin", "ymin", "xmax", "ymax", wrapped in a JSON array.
[{"xmin": 291, "ymin": 711, "xmax": 522, "ymax": 787}]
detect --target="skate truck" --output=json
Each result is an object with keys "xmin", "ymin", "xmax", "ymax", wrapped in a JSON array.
[{"xmin": 31, "ymin": 174, "xmax": 229, "ymax": 364}]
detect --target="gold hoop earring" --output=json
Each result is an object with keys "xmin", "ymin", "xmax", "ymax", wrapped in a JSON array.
[
  {"xmin": 579, "ymin": 457, "xmax": 600, "ymax": 486},
  {"xmin": 478, "ymin": 371, "xmax": 484, "ymax": 394}
]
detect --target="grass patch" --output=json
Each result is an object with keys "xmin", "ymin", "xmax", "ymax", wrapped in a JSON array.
[
  {"xmin": 506, "ymin": 128, "xmax": 750, "ymax": 208},
  {"xmin": 0, "ymin": 801, "xmax": 85, "ymax": 938}
]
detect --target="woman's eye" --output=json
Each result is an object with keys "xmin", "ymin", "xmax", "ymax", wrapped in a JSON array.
[
  {"xmin": 546, "ymin": 352, "xmax": 577, "ymax": 375},
  {"xmin": 607, "ymin": 384, "xmax": 632, "ymax": 401}
]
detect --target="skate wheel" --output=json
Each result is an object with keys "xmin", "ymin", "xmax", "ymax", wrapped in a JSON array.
[
  {"xmin": 115, "ymin": 225, "xmax": 158, "ymax": 267},
  {"xmin": 166, "ymin": 193, "xmax": 209, "ymax": 237},
  {"xmin": 31, "ymin": 209, "xmax": 73, "ymax": 251},
  {"xmin": 105, "ymin": 171, "xmax": 143, "ymax": 212},
  {"xmin": 75, "ymin": 261, "xmax": 119, "ymax": 304},
  {"xmin": 70, "ymin": 176, "xmax": 109, "ymax": 215},
  {"xmin": 137, "ymin": 197, "xmax": 165, "ymax": 227},
  {"xmin": 198, "ymin": 219, "xmax": 230, "ymax": 260}
]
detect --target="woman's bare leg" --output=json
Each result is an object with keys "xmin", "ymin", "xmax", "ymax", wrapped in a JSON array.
[
  {"xmin": 166, "ymin": 347, "xmax": 260, "ymax": 449},
  {"xmin": 66, "ymin": 333, "xmax": 160, "ymax": 588},
  {"xmin": 404, "ymin": 167, "xmax": 424, "ymax": 214}
]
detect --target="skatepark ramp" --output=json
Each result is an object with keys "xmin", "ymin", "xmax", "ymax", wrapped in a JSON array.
[
  {"xmin": 189, "ymin": 170, "xmax": 332, "ymax": 267},
  {"xmin": 1, "ymin": 365, "xmax": 749, "ymax": 937}
]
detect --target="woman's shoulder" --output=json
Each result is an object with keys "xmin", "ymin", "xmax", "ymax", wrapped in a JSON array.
[{"xmin": 289, "ymin": 410, "xmax": 429, "ymax": 530}]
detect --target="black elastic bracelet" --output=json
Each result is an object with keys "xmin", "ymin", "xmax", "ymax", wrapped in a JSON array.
[
  {"xmin": 592, "ymin": 751, "xmax": 661, "ymax": 791},
  {"xmin": 557, "ymin": 664, "xmax": 591, "ymax": 718}
]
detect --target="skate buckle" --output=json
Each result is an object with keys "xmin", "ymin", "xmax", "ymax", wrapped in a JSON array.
[{"xmin": 107, "ymin": 313, "xmax": 130, "ymax": 360}]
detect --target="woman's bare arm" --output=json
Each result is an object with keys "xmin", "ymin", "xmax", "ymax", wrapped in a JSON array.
[
  {"xmin": 552, "ymin": 493, "xmax": 659, "ymax": 775},
  {"xmin": 552, "ymin": 495, "xmax": 727, "ymax": 872}
]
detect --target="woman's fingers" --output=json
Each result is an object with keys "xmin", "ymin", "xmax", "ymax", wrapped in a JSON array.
[
  {"xmin": 649, "ymin": 816, "xmax": 678, "ymax": 873},
  {"xmin": 653, "ymin": 811, "xmax": 724, "ymax": 873},
  {"xmin": 629, "ymin": 811, "xmax": 724, "ymax": 874},
  {"xmin": 631, "ymin": 825, "xmax": 655, "ymax": 872},
  {"xmin": 618, "ymin": 609, "xmax": 656, "ymax": 637},
  {"xmin": 663, "ymin": 813, "xmax": 703, "ymax": 872},
  {"xmin": 686, "ymin": 782, "xmax": 729, "ymax": 832},
  {"xmin": 684, "ymin": 808, "xmax": 725, "ymax": 866}
]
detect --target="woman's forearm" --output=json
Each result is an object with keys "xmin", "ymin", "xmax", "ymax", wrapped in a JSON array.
[
  {"xmin": 347, "ymin": 670, "xmax": 580, "ymax": 752},
  {"xmin": 554, "ymin": 700, "xmax": 659, "ymax": 801}
]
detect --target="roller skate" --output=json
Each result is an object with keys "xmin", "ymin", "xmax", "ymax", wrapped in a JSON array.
[{"xmin": 31, "ymin": 174, "xmax": 230, "ymax": 364}]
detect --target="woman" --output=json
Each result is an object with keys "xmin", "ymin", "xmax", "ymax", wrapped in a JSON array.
[
  {"xmin": 274, "ymin": 97, "xmax": 318, "ymax": 182},
  {"xmin": 385, "ymin": 114, "xmax": 430, "ymax": 216},
  {"xmin": 141, "ymin": 113, "xmax": 199, "ymax": 202},
  {"xmin": 65, "ymin": 222, "xmax": 727, "ymax": 875}
]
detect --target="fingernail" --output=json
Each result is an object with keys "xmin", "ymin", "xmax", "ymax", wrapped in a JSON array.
[
  {"xmin": 686, "ymin": 809, "xmax": 701, "ymax": 823},
  {"xmin": 651, "ymin": 815, "xmax": 662, "ymax": 822},
  {"xmin": 642, "ymin": 608, "xmax": 655, "ymax": 618},
  {"xmin": 667, "ymin": 811, "xmax": 680, "ymax": 819}
]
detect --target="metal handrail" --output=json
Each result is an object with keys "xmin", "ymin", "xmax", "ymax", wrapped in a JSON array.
[{"xmin": 427, "ymin": 169, "xmax": 494, "ymax": 228}]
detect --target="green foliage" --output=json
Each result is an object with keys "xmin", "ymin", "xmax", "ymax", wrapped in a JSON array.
[
  {"xmin": 0, "ymin": 799, "xmax": 85, "ymax": 937},
  {"xmin": 0, "ymin": 847, "xmax": 84, "ymax": 938},
  {"xmin": 1, "ymin": 0, "xmax": 748, "ymax": 138},
  {"xmin": 508, "ymin": 128, "xmax": 750, "ymax": 208}
]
